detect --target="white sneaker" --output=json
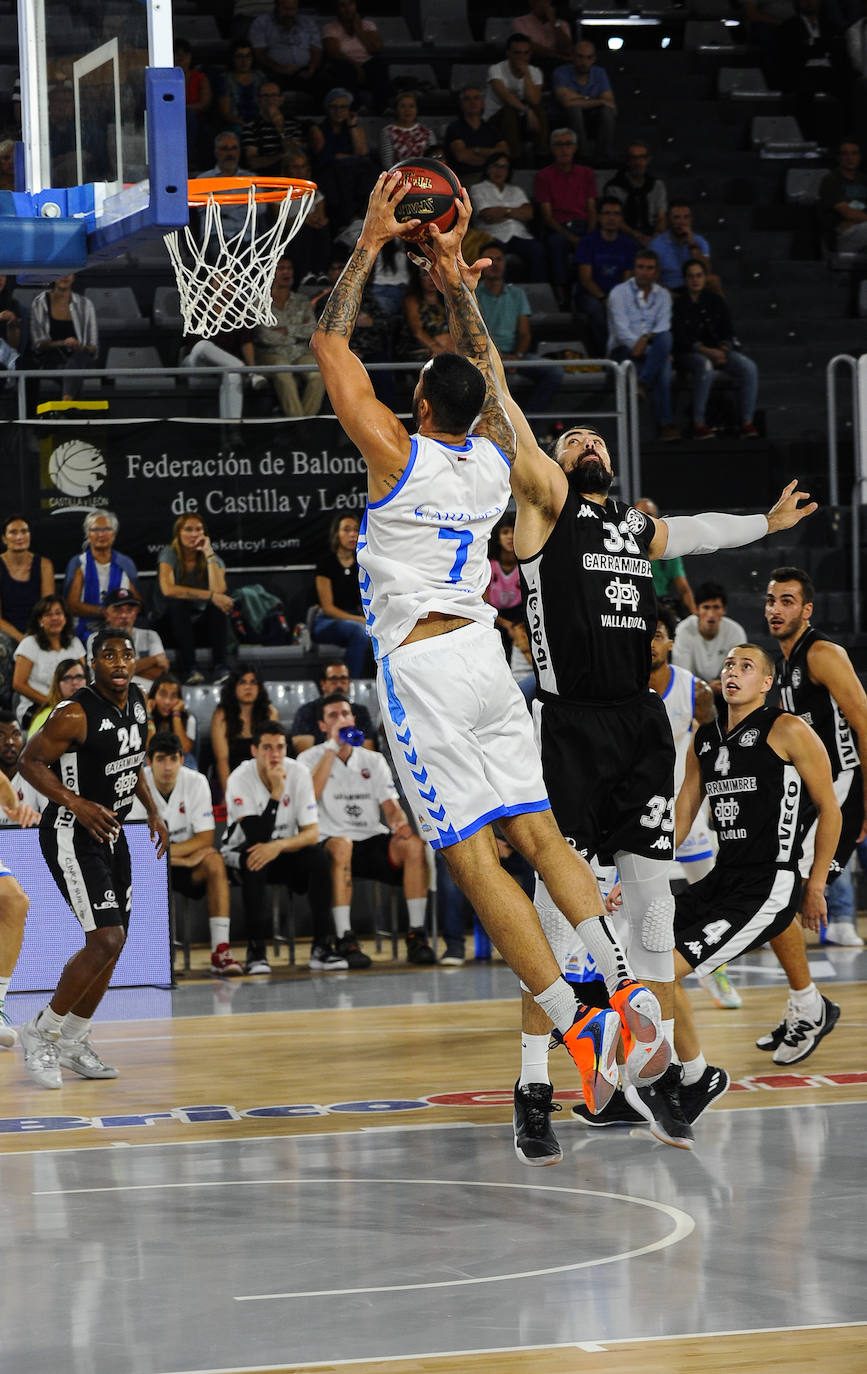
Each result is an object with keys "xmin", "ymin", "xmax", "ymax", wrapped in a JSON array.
[
  {"xmin": 19, "ymin": 1017, "xmax": 62, "ymax": 1089},
  {"xmin": 773, "ymin": 995, "xmax": 841, "ymax": 1065},
  {"xmin": 58, "ymin": 1036, "xmax": 119, "ymax": 1079},
  {"xmin": 697, "ymin": 966, "xmax": 742, "ymax": 1009},
  {"xmin": 824, "ymin": 921, "xmax": 864, "ymax": 948},
  {"xmin": 308, "ymin": 943, "xmax": 349, "ymax": 971},
  {"xmin": 246, "ymin": 958, "xmax": 271, "ymax": 975},
  {"xmin": 0, "ymin": 1007, "xmax": 17, "ymax": 1049}
]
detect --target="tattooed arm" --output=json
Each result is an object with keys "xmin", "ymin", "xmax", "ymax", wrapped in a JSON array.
[{"xmin": 310, "ymin": 172, "xmax": 416, "ymax": 500}]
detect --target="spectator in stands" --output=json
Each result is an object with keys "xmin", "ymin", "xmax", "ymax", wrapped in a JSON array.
[
  {"xmin": 737, "ymin": 0, "xmax": 797, "ymax": 85},
  {"xmin": 0, "ymin": 140, "xmax": 15, "ymax": 191},
  {"xmin": 476, "ymin": 243, "xmax": 564, "ymax": 418},
  {"xmin": 12, "ymin": 595, "xmax": 84, "ymax": 727},
  {"xmin": 67, "ymin": 510, "xmax": 140, "ymax": 642},
  {"xmin": 181, "ymin": 288, "xmax": 256, "ymax": 428},
  {"xmin": 671, "ymin": 580, "xmax": 746, "ymax": 700},
  {"xmin": 85, "ymin": 588, "xmax": 168, "ymax": 690},
  {"xmin": 484, "ymin": 33, "xmax": 548, "ymax": 163},
  {"xmin": 175, "ymin": 37, "xmax": 212, "ymax": 171},
  {"xmin": 144, "ymin": 731, "xmax": 242, "ymax": 975},
  {"xmin": 197, "ymin": 133, "xmax": 255, "ymax": 247},
  {"xmin": 147, "ymin": 673, "xmax": 198, "ymax": 764},
  {"xmin": 573, "ymin": 195, "xmax": 636, "ymax": 357},
  {"xmin": 309, "ymin": 87, "xmax": 376, "ymax": 226},
  {"xmin": 445, "ymin": 85, "xmax": 510, "ymax": 186},
  {"xmin": 0, "ymin": 276, "xmax": 22, "ymax": 362},
  {"xmin": 291, "ymin": 661, "xmax": 376, "ymax": 753},
  {"xmin": 534, "ymin": 127, "xmax": 597, "ymax": 306},
  {"xmin": 310, "ymin": 512, "xmax": 370, "ymax": 678},
  {"xmin": 321, "ymin": 0, "xmax": 388, "ymax": 112},
  {"xmin": 25, "ymin": 656, "xmax": 86, "ymax": 736},
  {"xmin": 604, "ymin": 141, "xmax": 668, "ymax": 246},
  {"xmin": 673, "ymin": 258, "xmax": 760, "ymax": 439},
  {"xmin": 281, "ymin": 144, "xmax": 332, "ymax": 281},
  {"xmin": 773, "ymin": 0, "xmax": 847, "ymax": 143},
  {"xmin": 300, "ymin": 693, "xmax": 435, "ymax": 967},
  {"xmin": 250, "ymin": 0, "xmax": 322, "ymax": 98},
  {"xmin": 485, "ymin": 515, "xmax": 523, "ymax": 654},
  {"xmin": 552, "ymin": 39, "xmax": 617, "ymax": 164},
  {"xmin": 217, "ymin": 39, "xmax": 265, "ymax": 136},
  {"xmin": 634, "ymin": 497, "xmax": 697, "ymax": 617},
  {"xmin": 313, "ymin": 249, "xmax": 396, "ymax": 405},
  {"xmin": 0, "ymin": 707, "xmax": 43, "ymax": 819},
  {"xmin": 470, "ymin": 153, "xmax": 547, "ymax": 281},
  {"xmin": 649, "ymin": 200, "xmax": 719, "ymax": 295},
  {"xmin": 516, "ymin": 0, "xmax": 574, "ymax": 66},
  {"xmin": 379, "ymin": 91, "xmax": 433, "ymax": 169},
  {"xmin": 254, "ymin": 256, "xmax": 325, "ymax": 416},
  {"xmin": 0, "ymin": 514, "xmax": 55, "ymax": 648},
  {"xmin": 242, "ymin": 82, "xmax": 303, "ymax": 174},
  {"xmin": 220, "ymin": 721, "xmax": 329, "ymax": 975},
  {"xmin": 819, "ymin": 138, "xmax": 867, "ymax": 251},
  {"xmin": 607, "ymin": 248, "xmax": 680, "ymax": 441},
  {"xmin": 212, "ymin": 666, "xmax": 280, "ymax": 795},
  {"xmin": 402, "ymin": 263, "xmax": 453, "ymax": 360},
  {"xmin": 29, "ymin": 274, "xmax": 97, "ymax": 403},
  {"xmin": 152, "ymin": 511, "xmax": 233, "ymax": 687}
]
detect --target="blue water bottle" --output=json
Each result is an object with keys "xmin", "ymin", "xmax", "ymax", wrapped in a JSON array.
[{"xmin": 473, "ymin": 915, "xmax": 492, "ymax": 960}]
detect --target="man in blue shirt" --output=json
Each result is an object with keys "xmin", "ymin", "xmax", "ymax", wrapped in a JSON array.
[
  {"xmin": 476, "ymin": 241, "xmax": 563, "ymax": 425},
  {"xmin": 649, "ymin": 201, "xmax": 717, "ymax": 293},
  {"xmin": 574, "ymin": 196, "xmax": 636, "ymax": 356},
  {"xmin": 607, "ymin": 248, "xmax": 680, "ymax": 440},
  {"xmin": 552, "ymin": 39, "xmax": 617, "ymax": 163}
]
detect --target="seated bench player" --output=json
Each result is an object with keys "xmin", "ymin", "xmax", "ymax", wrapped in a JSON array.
[
  {"xmin": 298, "ymin": 693, "xmax": 435, "ymax": 968},
  {"xmin": 133, "ymin": 731, "xmax": 241, "ymax": 975},
  {"xmin": 220, "ymin": 722, "xmax": 334, "ymax": 974}
]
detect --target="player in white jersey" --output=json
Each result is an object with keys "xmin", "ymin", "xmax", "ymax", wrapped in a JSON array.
[
  {"xmin": 0, "ymin": 770, "xmax": 35, "ymax": 1048},
  {"xmin": 135, "ymin": 731, "xmax": 241, "ymax": 976},
  {"xmin": 312, "ymin": 171, "xmax": 675, "ymax": 1143},
  {"xmin": 299, "ymin": 694, "xmax": 434, "ymax": 968}
]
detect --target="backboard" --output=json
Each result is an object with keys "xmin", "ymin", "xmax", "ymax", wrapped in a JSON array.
[{"xmin": 6, "ymin": 0, "xmax": 188, "ymax": 271}]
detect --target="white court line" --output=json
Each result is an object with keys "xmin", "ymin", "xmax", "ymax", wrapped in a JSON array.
[
  {"xmin": 83, "ymin": 1023, "xmax": 519, "ymax": 1046},
  {"xmin": 5, "ymin": 1096, "xmax": 866, "ymax": 1160},
  {"xmin": 149, "ymin": 1319, "xmax": 867, "ymax": 1374}
]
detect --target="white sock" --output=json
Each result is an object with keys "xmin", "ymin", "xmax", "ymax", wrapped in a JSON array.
[
  {"xmin": 790, "ymin": 982, "xmax": 822, "ymax": 1019},
  {"xmin": 576, "ymin": 914, "xmax": 631, "ymax": 994},
  {"xmin": 406, "ymin": 897, "xmax": 427, "ymax": 931},
  {"xmin": 36, "ymin": 1006, "xmax": 66, "ymax": 1040},
  {"xmin": 681, "ymin": 1052, "xmax": 707, "ymax": 1086},
  {"xmin": 0, "ymin": 975, "xmax": 10, "ymax": 1004},
  {"xmin": 519, "ymin": 1032, "xmax": 551, "ymax": 1088},
  {"xmin": 209, "ymin": 917, "xmax": 230, "ymax": 951},
  {"xmin": 332, "ymin": 905, "xmax": 351, "ymax": 939},
  {"xmin": 61, "ymin": 1012, "xmax": 92, "ymax": 1043},
  {"xmin": 534, "ymin": 977, "xmax": 578, "ymax": 1035},
  {"xmin": 663, "ymin": 1018, "xmax": 678, "ymax": 1062}
]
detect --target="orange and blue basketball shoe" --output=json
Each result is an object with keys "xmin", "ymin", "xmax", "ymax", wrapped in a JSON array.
[
  {"xmin": 609, "ymin": 979, "xmax": 671, "ymax": 1086},
  {"xmin": 551, "ymin": 1004, "xmax": 620, "ymax": 1114}
]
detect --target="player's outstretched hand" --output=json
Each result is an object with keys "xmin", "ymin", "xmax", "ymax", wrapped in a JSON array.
[
  {"xmin": 766, "ymin": 479, "xmax": 818, "ymax": 533},
  {"xmin": 2, "ymin": 802, "xmax": 40, "ymax": 828},
  {"xmin": 427, "ymin": 189, "xmax": 474, "ymax": 262},
  {"xmin": 149, "ymin": 814, "xmax": 169, "ymax": 860},
  {"xmin": 799, "ymin": 883, "xmax": 826, "ymax": 934},
  {"xmin": 360, "ymin": 171, "xmax": 420, "ymax": 247},
  {"xmin": 73, "ymin": 798, "xmax": 121, "ymax": 844}
]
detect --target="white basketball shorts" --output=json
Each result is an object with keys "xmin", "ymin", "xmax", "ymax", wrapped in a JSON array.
[{"xmin": 378, "ymin": 621, "xmax": 548, "ymax": 850}]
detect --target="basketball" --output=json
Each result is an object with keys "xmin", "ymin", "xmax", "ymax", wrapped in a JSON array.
[
  {"xmin": 48, "ymin": 439, "xmax": 108, "ymax": 498},
  {"xmin": 389, "ymin": 157, "xmax": 462, "ymax": 240}
]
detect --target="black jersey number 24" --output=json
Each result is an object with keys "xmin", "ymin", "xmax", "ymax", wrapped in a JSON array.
[
  {"xmin": 601, "ymin": 521, "xmax": 641, "ymax": 556},
  {"xmin": 117, "ymin": 724, "xmax": 143, "ymax": 754}
]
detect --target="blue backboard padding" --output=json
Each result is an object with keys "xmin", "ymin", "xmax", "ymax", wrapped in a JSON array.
[{"xmin": 0, "ymin": 217, "xmax": 88, "ymax": 271}]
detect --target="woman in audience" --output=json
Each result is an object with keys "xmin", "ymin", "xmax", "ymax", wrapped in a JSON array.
[
  {"xmin": 211, "ymin": 667, "xmax": 280, "ymax": 796},
  {"xmin": 147, "ymin": 673, "xmax": 198, "ymax": 766},
  {"xmin": 402, "ymin": 264, "xmax": 454, "ymax": 360},
  {"xmin": 0, "ymin": 275, "xmax": 23, "ymax": 363},
  {"xmin": 26, "ymin": 657, "xmax": 87, "ymax": 735},
  {"xmin": 0, "ymin": 513, "xmax": 55, "ymax": 705},
  {"xmin": 12, "ymin": 595, "xmax": 85, "ymax": 727},
  {"xmin": 470, "ymin": 153, "xmax": 547, "ymax": 281},
  {"xmin": 66, "ymin": 509, "xmax": 140, "ymax": 641},
  {"xmin": 152, "ymin": 512, "xmax": 233, "ymax": 687},
  {"xmin": 485, "ymin": 515, "xmax": 523, "ymax": 654},
  {"xmin": 28, "ymin": 273, "xmax": 98, "ymax": 402},
  {"xmin": 312, "ymin": 513, "xmax": 369, "ymax": 678},
  {"xmin": 217, "ymin": 39, "xmax": 265, "ymax": 134},
  {"xmin": 379, "ymin": 91, "xmax": 433, "ymax": 168},
  {"xmin": 321, "ymin": 0, "xmax": 388, "ymax": 111},
  {"xmin": 309, "ymin": 88, "xmax": 375, "ymax": 225}
]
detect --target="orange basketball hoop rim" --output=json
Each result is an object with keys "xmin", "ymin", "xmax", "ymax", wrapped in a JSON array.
[{"xmin": 186, "ymin": 175, "xmax": 317, "ymax": 206}]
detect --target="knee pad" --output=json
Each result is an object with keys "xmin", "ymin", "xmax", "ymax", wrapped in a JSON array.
[
  {"xmin": 642, "ymin": 893, "xmax": 675, "ymax": 953},
  {"xmin": 533, "ymin": 877, "xmax": 576, "ymax": 974},
  {"xmin": 629, "ymin": 943, "xmax": 674, "ymax": 984}
]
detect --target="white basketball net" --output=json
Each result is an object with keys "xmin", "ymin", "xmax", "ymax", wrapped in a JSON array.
[{"xmin": 164, "ymin": 182, "xmax": 316, "ymax": 338}]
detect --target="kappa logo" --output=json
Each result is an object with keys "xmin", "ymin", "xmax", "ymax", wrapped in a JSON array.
[
  {"xmin": 576, "ymin": 504, "xmax": 596, "ymax": 519},
  {"xmin": 650, "ymin": 835, "xmax": 671, "ymax": 850},
  {"xmin": 791, "ymin": 667, "xmax": 802, "ymax": 689},
  {"xmin": 99, "ymin": 718, "xmax": 114, "ymax": 731},
  {"xmin": 699, "ymin": 741, "xmax": 711, "ymax": 755},
  {"xmin": 740, "ymin": 729, "xmax": 759, "ymax": 747}
]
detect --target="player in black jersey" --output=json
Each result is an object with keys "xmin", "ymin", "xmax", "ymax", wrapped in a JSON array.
[
  {"xmin": 16, "ymin": 628, "xmax": 168, "ymax": 1089},
  {"xmin": 759, "ymin": 566, "xmax": 867, "ymax": 1056},
  {"xmin": 670, "ymin": 644, "xmax": 841, "ymax": 1101}
]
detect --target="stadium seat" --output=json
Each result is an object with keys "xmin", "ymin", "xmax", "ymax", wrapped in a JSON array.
[
  {"xmin": 84, "ymin": 286, "xmax": 146, "ymax": 331},
  {"xmin": 784, "ymin": 168, "xmax": 826, "ymax": 204},
  {"xmin": 683, "ymin": 20, "xmax": 736, "ymax": 49},
  {"xmin": 717, "ymin": 68, "xmax": 778, "ymax": 99},
  {"xmin": 183, "ymin": 684, "xmax": 222, "ymax": 734},
  {"xmin": 751, "ymin": 116, "xmax": 816, "ymax": 157},
  {"xmin": 422, "ymin": 16, "xmax": 476, "ymax": 48},
  {"xmin": 266, "ymin": 681, "xmax": 318, "ymax": 722},
  {"xmin": 103, "ymin": 346, "xmax": 175, "ymax": 390},
  {"xmin": 370, "ymin": 16, "xmax": 416, "ymax": 45},
  {"xmin": 153, "ymin": 286, "xmax": 183, "ymax": 332}
]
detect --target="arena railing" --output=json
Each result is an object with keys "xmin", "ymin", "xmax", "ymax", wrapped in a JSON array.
[{"xmin": 826, "ymin": 354, "xmax": 866, "ymax": 633}]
